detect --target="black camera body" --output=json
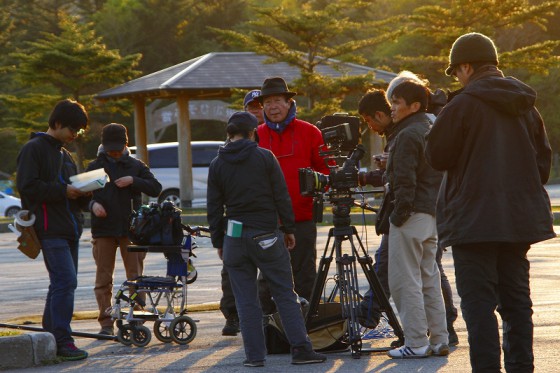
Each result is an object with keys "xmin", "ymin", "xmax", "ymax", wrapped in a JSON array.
[
  {"xmin": 298, "ymin": 112, "xmax": 367, "ymax": 226},
  {"xmin": 299, "ymin": 145, "xmax": 365, "ymax": 197}
]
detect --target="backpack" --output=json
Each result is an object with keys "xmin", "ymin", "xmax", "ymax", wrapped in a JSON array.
[{"xmin": 129, "ymin": 201, "xmax": 184, "ymax": 245}]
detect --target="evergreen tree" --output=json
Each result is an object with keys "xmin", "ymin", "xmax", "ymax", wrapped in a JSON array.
[{"xmin": 9, "ymin": 14, "xmax": 142, "ymax": 170}]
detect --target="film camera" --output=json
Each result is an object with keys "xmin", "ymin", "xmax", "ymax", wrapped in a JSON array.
[{"xmin": 298, "ymin": 113, "xmax": 365, "ymax": 224}]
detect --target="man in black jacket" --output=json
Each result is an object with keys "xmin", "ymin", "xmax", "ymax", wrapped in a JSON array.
[
  {"xmin": 16, "ymin": 99, "xmax": 91, "ymax": 361},
  {"xmin": 207, "ymin": 112, "xmax": 326, "ymax": 367},
  {"xmin": 385, "ymin": 81, "xmax": 448, "ymax": 359},
  {"xmin": 426, "ymin": 32, "xmax": 555, "ymax": 373},
  {"xmin": 86, "ymin": 123, "xmax": 162, "ymax": 335}
]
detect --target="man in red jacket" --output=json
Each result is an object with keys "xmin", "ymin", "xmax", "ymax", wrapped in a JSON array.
[{"xmin": 256, "ymin": 77, "xmax": 329, "ymax": 312}]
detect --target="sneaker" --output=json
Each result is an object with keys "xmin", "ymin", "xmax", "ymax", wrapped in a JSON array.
[
  {"xmin": 291, "ymin": 345, "xmax": 327, "ymax": 365},
  {"xmin": 99, "ymin": 326, "xmax": 114, "ymax": 336},
  {"xmin": 387, "ymin": 345, "xmax": 432, "ymax": 359},
  {"xmin": 448, "ymin": 325, "xmax": 459, "ymax": 346},
  {"xmin": 222, "ymin": 315, "xmax": 240, "ymax": 336},
  {"xmin": 431, "ymin": 343, "xmax": 450, "ymax": 356},
  {"xmin": 57, "ymin": 342, "xmax": 88, "ymax": 361},
  {"xmin": 243, "ymin": 360, "xmax": 265, "ymax": 367}
]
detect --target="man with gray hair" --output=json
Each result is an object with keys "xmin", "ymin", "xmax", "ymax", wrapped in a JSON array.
[{"xmin": 426, "ymin": 32, "xmax": 554, "ymax": 372}]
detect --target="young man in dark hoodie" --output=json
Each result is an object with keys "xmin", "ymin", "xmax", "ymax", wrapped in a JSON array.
[
  {"xmin": 16, "ymin": 99, "xmax": 91, "ymax": 360},
  {"xmin": 426, "ymin": 32, "xmax": 555, "ymax": 373},
  {"xmin": 86, "ymin": 123, "xmax": 162, "ymax": 336},
  {"xmin": 207, "ymin": 111, "xmax": 326, "ymax": 368}
]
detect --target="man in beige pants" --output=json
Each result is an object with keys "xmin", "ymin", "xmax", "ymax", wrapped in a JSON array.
[{"xmin": 384, "ymin": 78, "xmax": 448, "ymax": 358}]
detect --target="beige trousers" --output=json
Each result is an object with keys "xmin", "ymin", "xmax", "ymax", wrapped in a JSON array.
[
  {"xmin": 388, "ymin": 213, "xmax": 448, "ymax": 347},
  {"xmin": 92, "ymin": 237, "xmax": 146, "ymax": 327}
]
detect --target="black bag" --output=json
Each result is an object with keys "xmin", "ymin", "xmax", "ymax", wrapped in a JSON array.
[
  {"xmin": 375, "ymin": 188, "xmax": 394, "ymax": 236},
  {"xmin": 129, "ymin": 202, "xmax": 184, "ymax": 245}
]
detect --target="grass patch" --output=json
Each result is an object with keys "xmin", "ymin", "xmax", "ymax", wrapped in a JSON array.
[{"xmin": 0, "ymin": 330, "xmax": 22, "ymax": 337}]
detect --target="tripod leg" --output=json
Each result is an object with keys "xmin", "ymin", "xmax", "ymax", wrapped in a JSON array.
[
  {"xmin": 352, "ymin": 226, "xmax": 404, "ymax": 347},
  {"xmin": 306, "ymin": 228, "xmax": 335, "ymax": 327},
  {"xmin": 336, "ymin": 245, "xmax": 363, "ymax": 358}
]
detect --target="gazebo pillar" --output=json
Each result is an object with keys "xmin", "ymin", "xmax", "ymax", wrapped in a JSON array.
[
  {"xmin": 133, "ymin": 97, "xmax": 148, "ymax": 164},
  {"xmin": 176, "ymin": 95, "xmax": 194, "ymax": 208}
]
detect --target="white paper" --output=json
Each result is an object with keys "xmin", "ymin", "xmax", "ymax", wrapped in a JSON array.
[{"xmin": 69, "ymin": 169, "xmax": 110, "ymax": 192}]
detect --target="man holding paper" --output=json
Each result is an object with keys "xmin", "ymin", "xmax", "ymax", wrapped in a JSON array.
[
  {"xmin": 85, "ymin": 123, "xmax": 161, "ymax": 336},
  {"xmin": 16, "ymin": 99, "xmax": 91, "ymax": 361}
]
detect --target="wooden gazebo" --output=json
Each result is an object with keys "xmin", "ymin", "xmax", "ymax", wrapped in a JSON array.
[{"xmin": 94, "ymin": 52, "xmax": 395, "ymax": 207}]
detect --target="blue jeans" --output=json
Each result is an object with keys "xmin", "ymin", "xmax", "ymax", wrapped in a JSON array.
[{"xmin": 41, "ymin": 238, "xmax": 79, "ymax": 345}]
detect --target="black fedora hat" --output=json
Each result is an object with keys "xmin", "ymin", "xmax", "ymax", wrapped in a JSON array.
[{"xmin": 257, "ymin": 77, "xmax": 297, "ymax": 102}]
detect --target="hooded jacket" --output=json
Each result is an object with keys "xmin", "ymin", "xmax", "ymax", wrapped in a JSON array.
[
  {"xmin": 86, "ymin": 146, "xmax": 162, "ymax": 238},
  {"xmin": 257, "ymin": 117, "xmax": 329, "ymax": 222},
  {"xmin": 16, "ymin": 132, "xmax": 89, "ymax": 241},
  {"xmin": 207, "ymin": 138, "xmax": 295, "ymax": 249},
  {"xmin": 426, "ymin": 72, "xmax": 555, "ymax": 247}
]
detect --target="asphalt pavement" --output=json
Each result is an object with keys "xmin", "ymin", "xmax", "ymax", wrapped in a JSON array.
[{"xmin": 1, "ymin": 225, "xmax": 560, "ymax": 372}]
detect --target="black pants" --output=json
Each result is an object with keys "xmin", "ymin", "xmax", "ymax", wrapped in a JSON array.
[
  {"xmin": 220, "ymin": 266, "xmax": 237, "ymax": 319},
  {"xmin": 453, "ymin": 243, "xmax": 533, "ymax": 373},
  {"xmin": 259, "ymin": 220, "xmax": 317, "ymax": 313}
]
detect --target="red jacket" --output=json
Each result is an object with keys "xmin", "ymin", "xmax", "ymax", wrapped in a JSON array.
[{"xmin": 258, "ymin": 118, "xmax": 329, "ymax": 222}]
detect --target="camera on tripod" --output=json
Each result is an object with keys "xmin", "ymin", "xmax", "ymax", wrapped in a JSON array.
[
  {"xmin": 298, "ymin": 113, "xmax": 366, "ymax": 224},
  {"xmin": 298, "ymin": 113, "xmax": 364, "ymax": 197}
]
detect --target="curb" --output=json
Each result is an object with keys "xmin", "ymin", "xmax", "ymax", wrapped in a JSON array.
[{"xmin": 0, "ymin": 332, "xmax": 56, "ymax": 369}]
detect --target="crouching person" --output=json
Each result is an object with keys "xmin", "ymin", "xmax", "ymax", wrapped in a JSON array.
[{"xmin": 207, "ymin": 111, "xmax": 326, "ymax": 367}]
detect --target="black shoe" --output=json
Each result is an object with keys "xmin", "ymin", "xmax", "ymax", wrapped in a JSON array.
[
  {"xmin": 222, "ymin": 315, "xmax": 240, "ymax": 336},
  {"xmin": 448, "ymin": 325, "xmax": 459, "ymax": 346},
  {"xmin": 291, "ymin": 345, "xmax": 327, "ymax": 365},
  {"xmin": 243, "ymin": 360, "xmax": 265, "ymax": 367},
  {"xmin": 57, "ymin": 342, "xmax": 88, "ymax": 361},
  {"xmin": 357, "ymin": 308, "xmax": 380, "ymax": 329}
]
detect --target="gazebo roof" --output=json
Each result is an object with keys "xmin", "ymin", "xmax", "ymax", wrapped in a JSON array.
[{"xmin": 95, "ymin": 52, "xmax": 396, "ymax": 101}]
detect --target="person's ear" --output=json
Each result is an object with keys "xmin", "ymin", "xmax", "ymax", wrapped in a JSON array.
[{"xmin": 411, "ymin": 102, "xmax": 421, "ymax": 113}]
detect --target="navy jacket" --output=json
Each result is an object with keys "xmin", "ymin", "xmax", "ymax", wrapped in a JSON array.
[
  {"xmin": 207, "ymin": 139, "xmax": 295, "ymax": 249},
  {"xmin": 86, "ymin": 147, "xmax": 162, "ymax": 238},
  {"xmin": 16, "ymin": 133, "xmax": 89, "ymax": 241}
]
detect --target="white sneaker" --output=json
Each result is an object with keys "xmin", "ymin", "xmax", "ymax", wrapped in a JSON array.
[
  {"xmin": 431, "ymin": 343, "xmax": 450, "ymax": 356},
  {"xmin": 387, "ymin": 345, "xmax": 432, "ymax": 359}
]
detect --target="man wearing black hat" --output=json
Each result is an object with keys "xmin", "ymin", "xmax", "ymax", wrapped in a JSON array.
[
  {"xmin": 256, "ymin": 77, "xmax": 329, "ymax": 312},
  {"xmin": 16, "ymin": 99, "xmax": 91, "ymax": 360},
  {"xmin": 426, "ymin": 32, "xmax": 555, "ymax": 372},
  {"xmin": 207, "ymin": 112, "xmax": 326, "ymax": 367},
  {"xmin": 86, "ymin": 123, "xmax": 162, "ymax": 336}
]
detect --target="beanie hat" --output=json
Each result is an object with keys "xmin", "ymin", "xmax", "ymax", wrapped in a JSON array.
[
  {"xmin": 445, "ymin": 32, "xmax": 499, "ymax": 76},
  {"xmin": 226, "ymin": 112, "xmax": 258, "ymax": 134},
  {"xmin": 102, "ymin": 123, "xmax": 128, "ymax": 151},
  {"xmin": 243, "ymin": 90, "xmax": 261, "ymax": 109}
]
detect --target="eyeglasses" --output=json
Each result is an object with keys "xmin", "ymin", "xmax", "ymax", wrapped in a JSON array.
[{"xmin": 68, "ymin": 127, "xmax": 85, "ymax": 136}]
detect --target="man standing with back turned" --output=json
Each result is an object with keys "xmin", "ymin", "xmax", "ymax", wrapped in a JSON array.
[{"xmin": 426, "ymin": 32, "xmax": 555, "ymax": 372}]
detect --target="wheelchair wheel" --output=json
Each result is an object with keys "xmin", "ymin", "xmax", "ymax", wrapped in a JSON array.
[
  {"xmin": 117, "ymin": 324, "xmax": 133, "ymax": 346},
  {"xmin": 169, "ymin": 315, "xmax": 197, "ymax": 345},
  {"xmin": 131, "ymin": 325, "xmax": 152, "ymax": 347},
  {"xmin": 154, "ymin": 319, "xmax": 173, "ymax": 343}
]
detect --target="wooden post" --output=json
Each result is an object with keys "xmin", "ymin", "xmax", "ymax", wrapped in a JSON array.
[
  {"xmin": 133, "ymin": 97, "xmax": 149, "ymax": 204},
  {"xmin": 176, "ymin": 95, "xmax": 193, "ymax": 208}
]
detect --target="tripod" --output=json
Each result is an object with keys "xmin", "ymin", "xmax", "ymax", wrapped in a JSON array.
[{"xmin": 305, "ymin": 196, "xmax": 404, "ymax": 358}]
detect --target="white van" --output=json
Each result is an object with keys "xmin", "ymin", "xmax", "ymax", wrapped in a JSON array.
[{"xmin": 129, "ymin": 141, "xmax": 223, "ymax": 207}]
